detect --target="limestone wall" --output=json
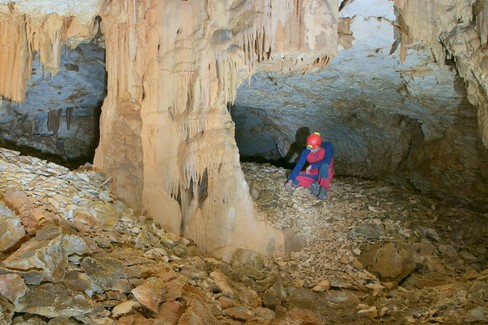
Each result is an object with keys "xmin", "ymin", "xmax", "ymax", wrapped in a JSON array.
[{"xmin": 395, "ymin": 0, "xmax": 488, "ymax": 148}]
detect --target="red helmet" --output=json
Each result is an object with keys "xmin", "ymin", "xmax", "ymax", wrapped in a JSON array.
[{"xmin": 306, "ymin": 132, "xmax": 322, "ymax": 150}]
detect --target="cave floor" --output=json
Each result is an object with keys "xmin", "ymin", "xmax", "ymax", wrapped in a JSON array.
[
  {"xmin": 0, "ymin": 150, "xmax": 486, "ymax": 324},
  {"xmin": 243, "ymin": 162, "xmax": 488, "ymax": 324}
]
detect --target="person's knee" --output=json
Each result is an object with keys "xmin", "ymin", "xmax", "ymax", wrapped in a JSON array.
[{"xmin": 319, "ymin": 163, "xmax": 329, "ymax": 178}]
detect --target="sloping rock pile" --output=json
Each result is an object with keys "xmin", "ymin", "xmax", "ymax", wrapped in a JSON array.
[{"xmin": 0, "ymin": 150, "xmax": 487, "ymax": 324}]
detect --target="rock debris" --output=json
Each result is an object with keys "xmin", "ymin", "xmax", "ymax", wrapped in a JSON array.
[{"xmin": 0, "ymin": 151, "xmax": 487, "ymax": 324}]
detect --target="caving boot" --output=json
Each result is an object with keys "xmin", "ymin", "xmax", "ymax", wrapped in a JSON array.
[
  {"xmin": 309, "ymin": 182, "xmax": 320, "ymax": 197},
  {"xmin": 317, "ymin": 186, "xmax": 328, "ymax": 200}
]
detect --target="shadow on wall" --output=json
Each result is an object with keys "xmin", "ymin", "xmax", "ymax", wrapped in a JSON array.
[{"xmin": 283, "ymin": 126, "xmax": 311, "ymax": 164}]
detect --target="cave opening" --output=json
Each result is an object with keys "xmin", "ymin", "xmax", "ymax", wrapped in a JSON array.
[
  {"xmin": 232, "ymin": 63, "xmax": 488, "ymax": 212},
  {"xmin": 0, "ymin": 35, "xmax": 106, "ymax": 170}
]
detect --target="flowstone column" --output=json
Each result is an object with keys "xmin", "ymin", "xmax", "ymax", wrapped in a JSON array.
[{"xmin": 94, "ymin": 0, "xmax": 337, "ymax": 259}]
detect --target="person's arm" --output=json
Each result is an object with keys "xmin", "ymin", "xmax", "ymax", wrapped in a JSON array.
[
  {"xmin": 310, "ymin": 142, "xmax": 334, "ymax": 169},
  {"xmin": 288, "ymin": 149, "xmax": 309, "ymax": 182},
  {"xmin": 322, "ymin": 141, "xmax": 334, "ymax": 165}
]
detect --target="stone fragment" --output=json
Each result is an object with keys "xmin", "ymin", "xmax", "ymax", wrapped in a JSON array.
[
  {"xmin": 89, "ymin": 202, "xmax": 119, "ymax": 228},
  {"xmin": 0, "ymin": 266, "xmax": 44, "ymax": 285},
  {"xmin": 0, "ymin": 202, "xmax": 25, "ymax": 252},
  {"xmin": 415, "ymin": 227, "xmax": 440, "ymax": 242},
  {"xmin": 165, "ymin": 278, "xmax": 185, "ymax": 302},
  {"xmin": 330, "ymin": 277, "xmax": 354, "ymax": 289},
  {"xmin": 438, "ymin": 244, "xmax": 458, "ymax": 258},
  {"xmin": 365, "ymin": 282, "xmax": 385, "ymax": 293},
  {"xmin": 223, "ymin": 305, "xmax": 254, "ymax": 321},
  {"xmin": 357, "ymin": 305, "xmax": 378, "ymax": 319},
  {"xmin": 178, "ymin": 296, "xmax": 219, "ymax": 324},
  {"xmin": 210, "ymin": 270, "xmax": 234, "ymax": 297},
  {"xmin": 463, "ymin": 268, "xmax": 479, "ymax": 280},
  {"xmin": 262, "ymin": 278, "xmax": 286, "ymax": 308},
  {"xmin": 47, "ymin": 316, "xmax": 80, "ymax": 324},
  {"xmin": 2, "ymin": 226, "xmax": 67, "ymax": 282},
  {"xmin": 350, "ymin": 224, "xmax": 382, "ymax": 239},
  {"xmin": 158, "ymin": 301, "xmax": 186, "ymax": 324},
  {"xmin": 359, "ymin": 242, "xmax": 415, "ymax": 283},
  {"xmin": 0, "ymin": 296, "xmax": 14, "ymax": 325},
  {"xmin": 81, "ymin": 256, "xmax": 130, "ymax": 293},
  {"xmin": 465, "ymin": 306, "xmax": 487, "ymax": 322},
  {"xmin": 17, "ymin": 283, "xmax": 94, "ymax": 318},
  {"xmin": 312, "ymin": 279, "xmax": 331, "ymax": 292},
  {"xmin": 0, "ymin": 274, "xmax": 26, "ymax": 305},
  {"xmin": 131, "ymin": 277, "xmax": 168, "ymax": 313},
  {"xmin": 111, "ymin": 300, "xmax": 139, "ymax": 318},
  {"xmin": 63, "ymin": 271, "xmax": 98, "ymax": 296},
  {"xmin": 252, "ymin": 307, "xmax": 275, "ymax": 321},
  {"xmin": 459, "ymin": 250, "xmax": 477, "ymax": 261},
  {"xmin": 70, "ymin": 209, "xmax": 97, "ymax": 232},
  {"xmin": 323, "ymin": 290, "xmax": 360, "ymax": 304},
  {"xmin": 230, "ymin": 248, "xmax": 266, "ymax": 269},
  {"xmin": 229, "ymin": 280, "xmax": 262, "ymax": 309},
  {"xmin": 283, "ymin": 307, "xmax": 325, "ymax": 325},
  {"xmin": 218, "ymin": 295, "xmax": 239, "ymax": 309}
]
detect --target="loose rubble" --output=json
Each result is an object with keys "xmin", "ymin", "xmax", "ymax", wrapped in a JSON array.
[{"xmin": 0, "ymin": 150, "xmax": 487, "ymax": 324}]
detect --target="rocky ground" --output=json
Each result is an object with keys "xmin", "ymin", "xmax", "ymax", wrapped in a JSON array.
[{"xmin": 0, "ymin": 149, "xmax": 487, "ymax": 324}]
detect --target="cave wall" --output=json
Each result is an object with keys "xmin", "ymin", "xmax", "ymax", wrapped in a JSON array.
[
  {"xmin": 0, "ymin": 2, "xmax": 105, "ymax": 161},
  {"xmin": 0, "ymin": 43, "xmax": 105, "ymax": 161},
  {"xmin": 234, "ymin": 0, "xmax": 488, "ymax": 209}
]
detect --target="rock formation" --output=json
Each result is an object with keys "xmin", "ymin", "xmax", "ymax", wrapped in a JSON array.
[
  {"xmin": 91, "ymin": 0, "xmax": 337, "ymax": 259},
  {"xmin": 0, "ymin": 0, "xmax": 487, "ymax": 259}
]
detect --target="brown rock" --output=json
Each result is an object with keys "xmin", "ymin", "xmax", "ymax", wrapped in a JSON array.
[
  {"xmin": 0, "ymin": 202, "xmax": 25, "ymax": 252},
  {"xmin": 359, "ymin": 242, "xmax": 415, "ymax": 283},
  {"xmin": 178, "ymin": 296, "xmax": 219, "ymax": 325},
  {"xmin": 81, "ymin": 256, "xmax": 130, "ymax": 292},
  {"xmin": 312, "ymin": 279, "xmax": 331, "ymax": 292},
  {"xmin": 111, "ymin": 300, "xmax": 139, "ymax": 318},
  {"xmin": 131, "ymin": 277, "xmax": 168, "ymax": 313},
  {"xmin": 210, "ymin": 269, "xmax": 234, "ymax": 297},
  {"xmin": 18, "ymin": 283, "xmax": 94, "ymax": 318},
  {"xmin": 0, "ymin": 274, "xmax": 26, "ymax": 304},
  {"xmin": 223, "ymin": 305, "xmax": 254, "ymax": 321},
  {"xmin": 158, "ymin": 301, "xmax": 186, "ymax": 323},
  {"xmin": 230, "ymin": 248, "xmax": 266, "ymax": 269},
  {"xmin": 3, "ymin": 226, "xmax": 67, "ymax": 282}
]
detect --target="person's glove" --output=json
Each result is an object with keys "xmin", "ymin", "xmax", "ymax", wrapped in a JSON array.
[
  {"xmin": 320, "ymin": 164, "xmax": 329, "ymax": 178},
  {"xmin": 306, "ymin": 165, "xmax": 312, "ymax": 174},
  {"xmin": 284, "ymin": 180, "xmax": 293, "ymax": 189}
]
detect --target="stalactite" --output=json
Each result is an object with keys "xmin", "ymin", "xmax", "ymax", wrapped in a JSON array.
[
  {"xmin": 0, "ymin": 13, "xmax": 31, "ymax": 102},
  {"xmin": 66, "ymin": 107, "xmax": 73, "ymax": 130},
  {"xmin": 0, "ymin": 8, "xmax": 96, "ymax": 102},
  {"xmin": 47, "ymin": 109, "xmax": 62, "ymax": 136},
  {"xmin": 128, "ymin": 0, "xmax": 138, "ymax": 61}
]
